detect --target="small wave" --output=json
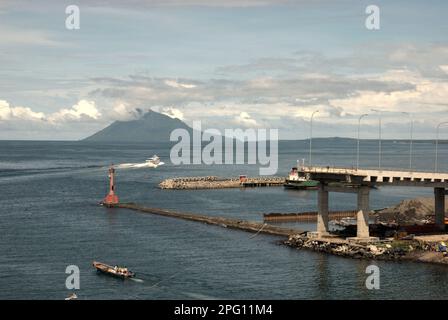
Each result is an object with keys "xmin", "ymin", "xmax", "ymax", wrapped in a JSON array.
[
  {"xmin": 183, "ymin": 292, "xmax": 220, "ymax": 300},
  {"xmin": 0, "ymin": 165, "xmax": 105, "ymax": 183},
  {"xmin": 0, "ymin": 164, "xmax": 103, "ymax": 172}
]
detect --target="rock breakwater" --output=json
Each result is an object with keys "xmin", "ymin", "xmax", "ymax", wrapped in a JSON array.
[{"xmin": 159, "ymin": 176, "xmax": 285, "ymax": 189}]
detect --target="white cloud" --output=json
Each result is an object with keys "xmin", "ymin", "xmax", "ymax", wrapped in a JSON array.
[
  {"xmin": 440, "ymin": 65, "xmax": 448, "ymax": 74},
  {"xmin": 234, "ymin": 111, "xmax": 258, "ymax": 127},
  {"xmin": 329, "ymin": 77, "xmax": 448, "ymax": 116},
  {"xmin": 0, "ymin": 26, "xmax": 63, "ymax": 47},
  {"xmin": 164, "ymin": 79, "xmax": 196, "ymax": 89},
  {"xmin": 291, "ymin": 105, "xmax": 332, "ymax": 119},
  {"xmin": 0, "ymin": 100, "xmax": 45, "ymax": 121},
  {"xmin": 160, "ymin": 107, "xmax": 184, "ymax": 120},
  {"xmin": 110, "ymin": 102, "xmax": 143, "ymax": 121},
  {"xmin": 48, "ymin": 100, "xmax": 101, "ymax": 123}
]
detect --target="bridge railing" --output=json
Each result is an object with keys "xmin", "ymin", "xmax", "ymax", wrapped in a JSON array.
[{"xmin": 300, "ymin": 165, "xmax": 446, "ymax": 174}]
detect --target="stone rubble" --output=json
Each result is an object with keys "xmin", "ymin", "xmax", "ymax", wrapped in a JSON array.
[
  {"xmin": 159, "ymin": 176, "xmax": 285, "ymax": 189},
  {"xmin": 284, "ymin": 234, "xmax": 415, "ymax": 260}
]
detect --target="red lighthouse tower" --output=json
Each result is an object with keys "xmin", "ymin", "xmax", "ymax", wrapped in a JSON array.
[{"xmin": 102, "ymin": 165, "xmax": 119, "ymax": 207}]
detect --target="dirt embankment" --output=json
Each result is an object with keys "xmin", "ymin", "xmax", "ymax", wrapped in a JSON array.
[{"xmin": 375, "ymin": 197, "xmax": 448, "ymax": 225}]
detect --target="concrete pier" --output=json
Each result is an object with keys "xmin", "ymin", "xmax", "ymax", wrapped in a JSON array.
[
  {"xmin": 314, "ymin": 183, "xmax": 373, "ymax": 239},
  {"xmin": 317, "ymin": 184, "xmax": 329, "ymax": 235},
  {"xmin": 435, "ymin": 187, "xmax": 446, "ymax": 229}
]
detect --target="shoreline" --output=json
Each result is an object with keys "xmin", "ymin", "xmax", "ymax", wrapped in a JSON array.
[{"xmin": 283, "ymin": 234, "xmax": 448, "ymax": 266}]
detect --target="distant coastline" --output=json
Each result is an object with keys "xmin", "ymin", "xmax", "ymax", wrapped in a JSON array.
[{"xmin": 0, "ymin": 138, "xmax": 447, "ymax": 143}]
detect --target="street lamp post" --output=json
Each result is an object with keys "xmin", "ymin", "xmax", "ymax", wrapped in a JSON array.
[
  {"xmin": 371, "ymin": 109, "xmax": 382, "ymax": 170},
  {"xmin": 357, "ymin": 114, "xmax": 368, "ymax": 170},
  {"xmin": 309, "ymin": 110, "xmax": 319, "ymax": 167},
  {"xmin": 435, "ymin": 121, "xmax": 448, "ymax": 172}
]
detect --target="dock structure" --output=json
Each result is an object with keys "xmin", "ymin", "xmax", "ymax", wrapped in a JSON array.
[
  {"xmin": 241, "ymin": 178, "xmax": 284, "ymax": 188},
  {"xmin": 300, "ymin": 166, "xmax": 448, "ymax": 240}
]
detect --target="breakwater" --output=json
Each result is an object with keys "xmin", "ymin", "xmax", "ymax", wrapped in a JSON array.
[
  {"xmin": 114, "ymin": 203, "xmax": 301, "ymax": 236},
  {"xmin": 159, "ymin": 176, "xmax": 285, "ymax": 190}
]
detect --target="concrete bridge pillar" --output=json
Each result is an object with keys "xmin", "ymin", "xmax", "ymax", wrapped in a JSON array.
[
  {"xmin": 434, "ymin": 188, "xmax": 446, "ymax": 230},
  {"xmin": 356, "ymin": 186, "xmax": 370, "ymax": 239},
  {"xmin": 317, "ymin": 184, "xmax": 329, "ymax": 235}
]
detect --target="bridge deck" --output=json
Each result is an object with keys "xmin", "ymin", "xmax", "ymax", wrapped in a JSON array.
[{"xmin": 301, "ymin": 166, "xmax": 448, "ymax": 187}]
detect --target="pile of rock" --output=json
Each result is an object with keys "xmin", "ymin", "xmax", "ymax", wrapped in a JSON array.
[
  {"xmin": 159, "ymin": 176, "xmax": 241, "ymax": 189},
  {"xmin": 159, "ymin": 176, "xmax": 285, "ymax": 189},
  {"xmin": 284, "ymin": 234, "xmax": 416, "ymax": 260}
]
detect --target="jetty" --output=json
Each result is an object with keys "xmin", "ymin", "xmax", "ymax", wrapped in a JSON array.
[
  {"xmin": 115, "ymin": 203, "xmax": 301, "ymax": 236},
  {"xmin": 159, "ymin": 176, "xmax": 285, "ymax": 190}
]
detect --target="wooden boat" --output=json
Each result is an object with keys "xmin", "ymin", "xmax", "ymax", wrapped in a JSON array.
[
  {"xmin": 65, "ymin": 293, "xmax": 78, "ymax": 300},
  {"xmin": 93, "ymin": 261, "xmax": 135, "ymax": 279}
]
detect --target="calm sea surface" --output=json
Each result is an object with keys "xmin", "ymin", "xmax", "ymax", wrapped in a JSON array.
[{"xmin": 0, "ymin": 139, "xmax": 447, "ymax": 299}]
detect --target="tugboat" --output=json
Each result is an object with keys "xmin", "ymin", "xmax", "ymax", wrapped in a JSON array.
[
  {"xmin": 93, "ymin": 261, "xmax": 135, "ymax": 279},
  {"xmin": 284, "ymin": 166, "xmax": 319, "ymax": 190}
]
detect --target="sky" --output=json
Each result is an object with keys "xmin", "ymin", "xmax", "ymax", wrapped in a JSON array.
[{"xmin": 1, "ymin": 0, "xmax": 448, "ymax": 140}]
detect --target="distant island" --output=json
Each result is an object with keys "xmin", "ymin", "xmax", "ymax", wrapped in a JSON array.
[
  {"xmin": 83, "ymin": 111, "xmax": 448, "ymax": 144},
  {"xmin": 83, "ymin": 110, "xmax": 192, "ymax": 143}
]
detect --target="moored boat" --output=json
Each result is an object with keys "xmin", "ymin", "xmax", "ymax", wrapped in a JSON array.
[
  {"xmin": 93, "ymin": 261, "xmax": 135, "ymax": 279},
  {"xmin": 284, "ymin": 166, "xmax": 319, "ymax": 190}
]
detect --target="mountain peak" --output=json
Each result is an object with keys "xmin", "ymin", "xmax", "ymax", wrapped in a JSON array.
[{"xmin": 83, "ymin": 110, "xmax": 191, "ymax": 143}]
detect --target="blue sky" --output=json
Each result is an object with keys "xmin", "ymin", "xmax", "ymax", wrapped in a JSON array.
[{"xmin": 1, "ymin": 0, "xmax": 448, "ymax": 139}]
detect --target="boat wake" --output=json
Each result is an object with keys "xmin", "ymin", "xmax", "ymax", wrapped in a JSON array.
[
  {"xmin": 116, "ymin": 162, "xmax": 164, "ymax": 169},
  {"xmin": 130, "ymin": 278, "xmax": 144, "ymax": 283},
  {"xmin": 116, "ymin": 155, "xmax": 164, "ymax": 169},
  {"xmin": 115, "ymin": 162, "xmax": 165, "ymax": 169}
]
